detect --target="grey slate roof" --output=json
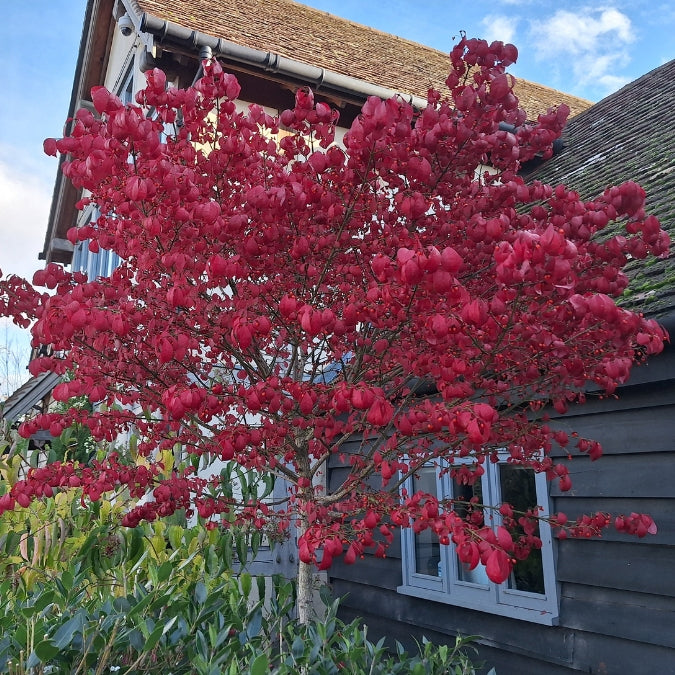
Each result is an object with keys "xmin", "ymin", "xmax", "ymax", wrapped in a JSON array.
[
  {"xmin": 0, "ymin": 372, "xmax": 61, "ymax": 423},
  {"xmin": 525, "ymin": 59, "xmax": 675, "ymax": 319}
]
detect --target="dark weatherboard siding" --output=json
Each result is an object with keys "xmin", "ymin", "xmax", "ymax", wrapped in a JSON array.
[{"xmin": 327, "ymin": 346, "xmax": 675, "ymax": 674}]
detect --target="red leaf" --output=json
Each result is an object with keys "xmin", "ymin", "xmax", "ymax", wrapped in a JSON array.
[{"xmin": 485, "ymin": 549, "xmax": 511, "ymax": 583}]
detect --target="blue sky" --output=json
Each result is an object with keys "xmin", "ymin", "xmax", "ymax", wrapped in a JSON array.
[{"xmin": 0, "ymin": 0, "xmax": 673, "ymax": 391}]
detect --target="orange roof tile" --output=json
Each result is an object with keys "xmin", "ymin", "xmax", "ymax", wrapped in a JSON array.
[{"xmin": 134, "ymin": 0, "xmax": 591, "ymax": 117}]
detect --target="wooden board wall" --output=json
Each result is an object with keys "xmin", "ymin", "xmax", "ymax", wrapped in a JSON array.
[{"xmin": 327, "ymin": 348, "xmax": 675, "ymax": 674}]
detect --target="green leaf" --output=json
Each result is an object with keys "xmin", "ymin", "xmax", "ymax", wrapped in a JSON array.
[
  {"xmin": 129, "ymin": 433, "xmax": 138, "ymax": 460},
  {"xmin": 195, "ymin": 629, "xmax": 209, "ymax": 661},
  {"xmin": 32, "ymin": 639, "xmax": 60, "ymax": 663},
  {"xmin": 26, "ymin": 650, "xmax": 42, "ymax": 670},
  {"xmin": 60, "ymin": 568, "xmax": 74, "ymax": 593},
  {"xmin": 175, "ymin": 549, "xmax": 198, "ymax": 571},
  {"xmin": 261, "ymin": 472, "xmax": 275, "ymax": 499},
  {"xmin": 240, "ymin": 572, "xmax": 252, "ymax": 599},
  {"xmin": 291, "ymin": 635, "xmax": 305, "ymax": 659},
  {"xmin": 139, "ymin": 617, "xmax": 156, "ymax": 640},
  {"xmin": 195, "ymin": 581, "xmax": 208, "ymax": 605},
  {"xmin": 128, "ymin": 628, "xmax": 145, "ymax": 651},
  {"xmin": 168, "ymin": 525, "xmax": 184, "ymax": 550},
  {"xmin": 13, "ymin": 625, "xmax": 27, "ymax": 648},
  {"xmin": 319, "ymin": 583, "xmax": 333, "ymax": 608},
  {"xmin": 52, "ymin": 612, "xmax": 85, "ymax": 649},
  {"xmin": 246, "ymin": 608, "xmax": 263, "ymax": 640},
  {"xmin": 250, "ymin": 530, "xmax": 261, "ymax": 559},
  {"xmin": 79, "ymin": 531, "xmax": 98, "ymax": 560},
  {"xmin": 1, "ymin": 531, "xmax": 21, "ymax": 556},
  {"xmin": 249, "ymin": 653, "xmax": 269, "ymax": 675},
  {"xmin": 143, "ymin": 622, "xmax": 165, "ymax": 652},
  {"xmin": 220, "ymin": 531, "xmax": 234, "ymax": 569},
  {"xmin": 235, "ymin": 533, "xmax": 248, "ymax": 567},
  {"xmin": 126, "ymin": 590, "xmax": 154, "ymax": 621},
  {"xmin": 162, "ymin": 615, "xmax": 178, "ymax": 637},
  {"xmin": 126, "ymin": 526, "xmax": 144, "ymax": 562},
  {"xmin": 157, "ymin": 560, "xmax": 173, "ymax": 583}
]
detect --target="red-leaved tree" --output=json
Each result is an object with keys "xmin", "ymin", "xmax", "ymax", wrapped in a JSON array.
[{"xmin": 0, "ymin": 37, "xmax": 668, "ymax": 621}]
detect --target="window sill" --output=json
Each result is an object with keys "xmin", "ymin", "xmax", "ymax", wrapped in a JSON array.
[{"xmin": 396, "ymin": 584, "xmax": 559, "ymax": 626}]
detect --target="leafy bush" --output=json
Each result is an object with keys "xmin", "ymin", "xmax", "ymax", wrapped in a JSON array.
[
  {"xmin": 264, "ymin": 590, "xmax": 484, "ymax": 675},
  {"xmin": 0, "ymin": 492, "xmax": 484, "ymax": 675},
  {"xmin": 0, "ymin": 570, "xmax": 483, "ymax": 674},
  {"xmin": 0, "ymin": 427, "xmax": 485, "ymax": 674}
]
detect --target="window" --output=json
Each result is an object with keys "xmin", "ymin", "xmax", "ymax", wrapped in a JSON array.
[
  {"xmin": 119, "ymin": 63, "xmax": 135, "ymax": 106},
  {"xmin": 398, "ymin": 454, "xmax": 558, "ymax": 625},
  {"xmin": 71, "ymin": 205, "xmax": 122, "ymax": 280}
]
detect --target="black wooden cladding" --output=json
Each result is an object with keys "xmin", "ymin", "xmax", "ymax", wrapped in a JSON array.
[
  {"xmin": 560, "ymin": 583, "xmax": 675, "ymax": 649},
  {"xmin": 328, "ymin": 351, "xmax": 675, "ymax": 673},
  {"xmin": 331, "ymin": 570, "xmax": 675, "ymax": 673},
  {"xmin": 331, "ymin": 578, "xmax": 579, "ymax": 672},
  {"xmin": 552, "ymin": 404, "xmax": 675, "ymax": 456},
  {"xmin": 555, "ymin": 496, "xmax": 675, "ymax": 544},
  {"xmin": 337, "ymin": 603, "xmax": 577, "ymax": 675},
  {"xmin": 550, "ymin": 452, "xmax": 674, "ymax": 498},
  {"xmin": 556, "ymin": 539, "xmax": 675, "ymax": 598}
]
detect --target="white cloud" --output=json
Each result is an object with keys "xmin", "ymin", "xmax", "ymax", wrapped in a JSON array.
[
  {"xmin": 529, "ymin": 7, "xmax": 635, "ymax": 96},
  {"xmin": 0, "ymin": 153, "xmax": 54, "ymax": 395},
  {"xmin": 0, "ymin": 154, "xmax": 52, "ymax": 282},
  {"xmin": 531, "ymin": 8, "xmax": 633, "ymax": 56},
  {"xmin": 481, "ymin": 15, "xmax": 519, "ymax": 44}
]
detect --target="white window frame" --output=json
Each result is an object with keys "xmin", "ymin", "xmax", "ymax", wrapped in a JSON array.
[{"xmin": 398, "ymin": 453, "xmax": 559, "ymax": 625}]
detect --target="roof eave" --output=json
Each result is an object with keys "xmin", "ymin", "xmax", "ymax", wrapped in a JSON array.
[{"xmin": 138, "ymin": 12, "xmax": 429, "ymax": 109}]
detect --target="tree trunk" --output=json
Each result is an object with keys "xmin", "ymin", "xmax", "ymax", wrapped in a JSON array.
[
  {"xmin": 294, "ymin": 445, "xmax": 320, "ymax": 625},
  {"xmin": 296, "ymin": 557, "xmax": 315, "ymax": 625}
]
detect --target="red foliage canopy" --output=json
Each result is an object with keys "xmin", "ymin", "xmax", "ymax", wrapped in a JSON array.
[{"xmin": 0, "ymin": 37, "xmax": 667, "ymax": 581}]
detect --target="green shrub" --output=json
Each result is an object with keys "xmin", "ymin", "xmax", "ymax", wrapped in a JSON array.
[
  {"xmin": 0, "ymin": 428, "xmax": 485, "ymax": 674},
  {"xmin": 262, "ymin": 590, "xmax": 484, "ymax": 675},
  {"xmin": 0, "ymin": 570, "xmax": 484, "ymax": 674}
]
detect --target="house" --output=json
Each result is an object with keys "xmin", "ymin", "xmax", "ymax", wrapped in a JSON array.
[
  {"xmin": 1, "ymin": 371, "xmax": 60, "ymax": 424},
  {"xmin": 36, "ymin": 0, "xmax": 670, "ymax": 671},
  {"xmin": 329, "ymin": 60, "xmax": 675, "ymax": 674}
]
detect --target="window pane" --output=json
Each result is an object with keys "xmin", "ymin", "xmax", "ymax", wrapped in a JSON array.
[
  {"xmin": 87, "ymin": 250, "xmax": 99, "ymax": 280},
  {"xmin": 79, "ymin": 243, "xmax": 89, "ymax": 277},
  {"xmin": 120, "ymin": 66, "xmax": 134, "ymax": 105},
  {"xmin": 499, "ymin": 464, "xmax": 544, "ymax": 594},
  {"xmin": 413, "ymin": 466, "xmax": 440, "ymax": 577},
  {"xmin": 453, "ymin": 476, "xmax": 489, "ymax": 584}
]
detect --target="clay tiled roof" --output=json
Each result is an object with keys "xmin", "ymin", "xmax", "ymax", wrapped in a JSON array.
[
  {"xmin": 134, "ymin": 0, "xmax": 591, "ymax": 118},
  {"xmin": 525, "ymin": 60, "xmax": 675, "ymax": 319}
]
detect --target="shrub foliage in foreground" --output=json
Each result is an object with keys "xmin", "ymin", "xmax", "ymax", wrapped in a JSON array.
[
  {"xmin": 0, "ymin": 473, "xmax": 482, "ymax": 674},
  {"xmin": 0, "ymin": 544, "xmax": 482, "ymax": 675}
]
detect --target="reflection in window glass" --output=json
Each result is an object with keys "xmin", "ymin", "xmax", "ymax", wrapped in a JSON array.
[
  {"xmin": 499, "ymin": 464, "xmax": 544, "ymax": 594},
  {"xmin": 453, "ymin": 476, "xmax": 489, "ymax": 584},
  {"xmin": 413, "ymin": 466, "xmax": 440, "ymax": 577}
]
